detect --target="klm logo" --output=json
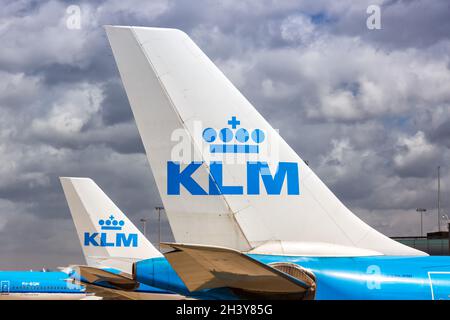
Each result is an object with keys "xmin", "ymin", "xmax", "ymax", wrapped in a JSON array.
[
  {"xmin": 167, "ymin": 116, "xmax": 300, "ymax": 195},
  {"xmin": 84, "ymin": 215, "xmax": 138, "ymax": 247},
  {"xmin": 168, "ymin": 161, "xmax": 299, "ymax": 195}
]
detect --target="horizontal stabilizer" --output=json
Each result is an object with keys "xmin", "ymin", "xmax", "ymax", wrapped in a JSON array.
[{"xmin": 161, "ymin": 243, "xmax": 315, "ymax": 299}]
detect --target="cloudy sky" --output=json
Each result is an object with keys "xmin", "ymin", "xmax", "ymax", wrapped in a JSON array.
[{"xmin": 1, "ymin": 0, "xmax": 450, "ymax": 269}]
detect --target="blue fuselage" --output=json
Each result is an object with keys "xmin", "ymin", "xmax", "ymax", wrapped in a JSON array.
[
  {"xmin": 0, "ymin": 271, "xmax": 85, "ymax": 296},
  {"xmin": 135, "ymin": 255, "xmax": 450, "ymax": 300}
]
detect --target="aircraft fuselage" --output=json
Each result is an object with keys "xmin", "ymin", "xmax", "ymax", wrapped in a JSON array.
[
  {"xmin": 135, "ymin": 255, "xmax": 450, "ymax": 300},
  {"xmin": 0, "ymin": 271, "xmax": 88, "ymax": 300}
]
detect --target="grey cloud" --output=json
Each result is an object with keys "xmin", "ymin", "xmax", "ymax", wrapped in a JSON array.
[
  {"xmin": 100, "ymin": 79, "xmax": 134, "ymax": 126},
  {"xmin": 428, "ymin": 118, "xmax": 450, "ymax": 148}
]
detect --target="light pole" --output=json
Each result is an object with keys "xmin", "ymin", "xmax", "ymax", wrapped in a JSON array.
[
  {"xmin": 442, "ymin": 214, "xmax": 449, "ymax": 229},
  {"xmin": 140, "ymin": 218, "xmax": 148, "ymax": 239},
  {"xmin": 438, "ymin": 166, "xmax": 441, "ymax": 232},
  {"xmin": 155, "ymin": 206, "xmax": 164, "ymax": 251},
  {"xmin": 416, "ymin": 208, "xmax": 426, "ymax": 237}
]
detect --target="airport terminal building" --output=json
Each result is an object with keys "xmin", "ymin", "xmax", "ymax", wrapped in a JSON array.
[{"xmin": 392, "ymin": 226, "xmax": 450, "ymax": 255}]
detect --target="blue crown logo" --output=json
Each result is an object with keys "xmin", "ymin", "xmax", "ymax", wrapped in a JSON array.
[
  {"xmin": 202, "ymin": 116, "xmax": 265, "ymax": 154},
  {"xmin": 99, "ymin": 215, "xmax": 125, "ymax": 231}
]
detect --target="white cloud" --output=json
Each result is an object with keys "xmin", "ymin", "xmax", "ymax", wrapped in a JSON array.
[
  {"xmin": 248, "ymin": 36, "xmax": 450, "ymax": 121},
  {"xmin": 393, "ymin": 131, "xmax": 441, "ymax": 177},
  {"xmin": 31, "ymin": 83, "xmax": 103, "ymax": 136},
  {"xmin": 0, "ymin": 71, "xmax": 41, "ymax": 108},
  {"xmin": 280, "ymin": 14, "xmax": 316, "ymax": 44},
  {"xmin": 0, "ymin": 1, "xmax": 92, "ymax": 71}
]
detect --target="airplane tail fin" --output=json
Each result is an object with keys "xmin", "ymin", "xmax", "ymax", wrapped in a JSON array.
[
  {"xmin": 60, "ymin": 177, "xmax": 162, "ymax": 274},
  {"xmin": 104, "ymin": 26, "xmax": 425, "ymax": 256}
]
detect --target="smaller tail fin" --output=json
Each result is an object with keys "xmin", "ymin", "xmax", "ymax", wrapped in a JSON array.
[{"xmin": 60, "ymin": 177, "xmax": 162, "ymax": 274}]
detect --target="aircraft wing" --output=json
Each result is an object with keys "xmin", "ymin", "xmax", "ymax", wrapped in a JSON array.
[
  {"xmin": 67, "ymin": 265, "xmax": 189, "ymax": 300},
  {"xmin": 80, "ymin": 283, "xmax": 187, "ymax": 300},
  {"xmin": 69, "ymin": 265, "xmax": 138, "ymax": 291},
  {"xmin": 161, "ymin": 243, "xmax": 316, "ymax": 299}
]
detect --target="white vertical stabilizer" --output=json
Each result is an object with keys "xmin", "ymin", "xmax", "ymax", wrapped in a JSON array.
[
  {"xmin": 60, "ymin": 177, "xmax": 162, "ymax": 274},
  {"xmin": 105, "ymin": 26, "xmax": 425, "ymax": 256}
]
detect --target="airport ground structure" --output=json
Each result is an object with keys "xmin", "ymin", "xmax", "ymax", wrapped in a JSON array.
[{"xmin": 392, "ymin": 224, "xmax": 450, "ymax": 255}]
